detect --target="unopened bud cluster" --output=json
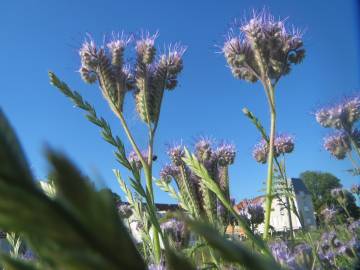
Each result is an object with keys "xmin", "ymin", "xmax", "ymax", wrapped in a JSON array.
[
  {"xmin": 315, "ymin": 94, "xmax": 360, "ymax": 160},
  {"xmin": 162, "ymin": 139, "xmax": 236, "ymax": 225},
  {"xmin": 252, "ymin": 134, "xmax": 295, "ymax": 163},
  {"xmin": 78, "ymin": 32, "xmax": 185, "ymax": 124},
  {"xmin": 222, "ymin": 12, "xmax": 305, "ymax": 83},
  {"xmin": 316, "ymin": 95, "xmax": 360, "ymax": 130}
]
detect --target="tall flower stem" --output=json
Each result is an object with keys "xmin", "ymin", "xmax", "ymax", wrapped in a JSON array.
[
  {"xmin": 280, "ymin": 156, "xmax": 295, "ymax": 243},
  {"xmin": 347, "ymin": 152, "xmax": 360, "ymax": 171},
  {"xmin": 263, "ymin": 82, "xmax": 276, "ymax": 240},
  {"xmin": 349, "ymin": 134, "xmax": 360, "ymax": 159},
  {"xmin": 117, "ymin": 110, "xmax": 161, "ymax": 263}
]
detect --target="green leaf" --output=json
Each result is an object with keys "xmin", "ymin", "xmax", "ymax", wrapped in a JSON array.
[
  {"xmin": 182, "ymin": 217, "xmax": 281, "ymax": 270},
  {"xmin": 0, "ymin": 110, "xmax": 146, "ymax": 270},
  {"xmin": 0, "ymin": 109, "xmax": 34, "ymax": 190},
  {"xmin": 242, "ymin": 108, "xmax": 268, "ymax": 142},
  {"xmin": 49, "ymin": 71, "xmax": 132, "ymax": 171}
]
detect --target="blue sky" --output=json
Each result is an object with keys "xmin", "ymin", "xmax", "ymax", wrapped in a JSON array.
[{"xmin": 1, "ymin": 0, "xmax": 359, "ymax": 203}]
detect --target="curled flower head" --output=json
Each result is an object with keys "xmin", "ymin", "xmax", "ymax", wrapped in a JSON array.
[
  {"xmin": 346, "ymin": 95, "xmax": 360, "ymax": 125},
  {"xmin": 128, "ymin": 150, "xmax": 149, "ymax": 170},
  {"xmin": 78, "ymin": 35, "xmax": 134, "ymax": 113},
  {"xmin": 275, "ymin": 134, "xmax": 295, "ymax": 154},
  {"xmin": 79, "ymin": 39, "xmax": 100, "ymax": 84},
  {"xmin": 106, "ymin": 33, "xmax": 132, "ymax": 67},
  {"xmin": 158, "ymin": 44, "xmax": 186, "ymax": 90},
  {"xmin": 160, "ymin": 164, "xmax": 180, "ymax": 183},
  {"xmin": 195, "ymin": 138, "xmax": 213, "ymax": 163},
  {"xmin": 167, "ymin": 145, "xmax": 185, "ymax": 166},
  {"xmin": 215, "ymin": 143, "xmax": 236, "ymax": 166},
  {"xmin": 136, "ymin": 32, "xmax": 158, "ymax": 64},
  {"xmin": 252, "ymin": 139, "xmax": 268, "ymax": 164},
  {"xmin": 323, "ymin": 131, "xmax": 351, "ymax": 159},
  {"xmin": 223, "ymin": 10, "xmax": 305, "ymax": 83},
  {"xmin": 316, "ymin": 94, "xmax": 360, "ymax": 130},
  {"xmin": 79, "ymin": 39, "xmax": 99, "ymax": 69}
]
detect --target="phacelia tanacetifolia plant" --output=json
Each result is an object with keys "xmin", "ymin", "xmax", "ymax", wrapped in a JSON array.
[
  {"xmin": 316, "ymin": 94, "xmax": 360, "ymax": 175},
  {"xmin": 49, "ymin": 31, "xmax": 185, "ymax": 264},
  {"xmin": 222, "ymin": 10, "xmax": 305, "ymax": 239}
]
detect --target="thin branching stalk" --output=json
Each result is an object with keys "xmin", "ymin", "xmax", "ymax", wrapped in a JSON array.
[{"xmin": 263, "ymin": 82, "xmax": 276, "ymax": 240}]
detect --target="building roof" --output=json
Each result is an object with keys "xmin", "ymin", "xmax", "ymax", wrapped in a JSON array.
[
  {"xmin": 234, "ymin": 178, "xmax": 310, "ymax": 211},
  {"xmin": 234, "ymin": 195, "xmax": 265, "ymax": 212}
]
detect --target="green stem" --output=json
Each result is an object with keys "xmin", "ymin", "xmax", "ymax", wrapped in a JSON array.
[
  {"xmin": 347, "ymin": 151, "xmax": 360, "ymax": 171},
  {"xmin": 349, "ymin": 133, "xmax": 360, "ymax": 159},
  {"xmin": 263, "ymin": 83, "xmax": 276, "ymax": 240},
  {"xmin": 281, "ymin": 156, "xmax": 295, "ymax": 242},
  {"xmin": 117, "ymin": 112, "xmax": 148, "ymax": 171},
  {"xmin": 117, "ymin": 110, "xmax": 161, "ymax": 263}
]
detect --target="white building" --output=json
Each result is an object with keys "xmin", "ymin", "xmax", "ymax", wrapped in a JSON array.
[{"xmin": 232, "ymin": 178, "xmax": 316, "ymax": 236}]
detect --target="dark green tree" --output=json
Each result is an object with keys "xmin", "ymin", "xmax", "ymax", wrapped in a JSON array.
[
  {"xmin": 300, "ymin": 171, "xmax": 341, "ymax": 215},
  {"xmin": 300, "ymin": 171, "xmax": 359, "ymax": 220}
]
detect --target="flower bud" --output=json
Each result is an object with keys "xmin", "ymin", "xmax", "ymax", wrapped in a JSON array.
[
  {"xmin": 79, "ymin": 66, "xmax": 97, "ymax": 84},
  {"xmin": 160, "ymin": 164, "xmax": 180, "ymax": 183},
  {"xmin": 252, "ymin": 139, "xmax": 268, "ymax": 164},
  {"xmin": 323, "ymin": 132, "xmax": 351, "ymax": 159},
  {"xmin": 167, "ymin": 145, "xmax": 185, "ymax": 166},
  {"xmin": 274, "ymin": 134, "xmax": 295, "ymax": 155},
  {"xmin": 136, "ymin": 33, "xmax": 157, "ymax": 65},
  {"xmin": 215, "ymin": 143, "xmax": 236, "ymax": 166}
]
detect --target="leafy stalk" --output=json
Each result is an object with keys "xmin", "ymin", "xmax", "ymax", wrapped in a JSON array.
[{"xmin": 182, "ymin": 148, "xmax": 271, "ymax": 256}]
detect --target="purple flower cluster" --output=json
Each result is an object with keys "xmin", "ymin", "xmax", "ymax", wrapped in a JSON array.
[
  {"xmin": 135, "ymin": 32, "xmax": 158, "ymax": 65},
  {"xmin": 318, "ymin": 230, "xmax": 360, "ymax": 266},
  {"xmin": 316, "ymin": 94, "xmax": 360, "ymax": 161},
  {"xmin": 167, "ymin": 145, "xmax": 185, "ymax": 166},
  {"xmin": 194, "ymin": 138, "xmax": 214, "ymax": 165},
  {"xmin": 128, "ymin": 150, "xmax": 150, "ymax": 169},
  {"xmin": 323, "ymin": 131, "xmax": 351, "ymax": 160},
  {"xmin": 160, "ymin": 218, "xmax": 188, "ymax": 248},
  {"xmin": 238, "ymin": 200, "xmax": 265, "ymax": 230},
  {"xmin": 159, "ymin": 164, "xmax": 180, "ymax": 183},
  {"xmin": 164, "ymin": 139, "xmax": 236, "ymax": 224},
  {"xmin": 215, "ymin": 143, "xmax": 236, "ymax": 167},
  {"xmin": 252, "ymin": 134, "xmax": 294, "ymax": 163},
  {"xmin": 269, "ymin": 241, "xmax": 313, "ymax": 269},
  {"xmin": 79, "ymin": 35, "xmax": 134, "ymax": 113},
  {"xmin": 316, "ymin": 95, "xmax": 360, "ymax": 130},
  {"xmin": 222, "ymin": 11, "xmax": 305, "ymax": 83},
  {"xmin": 78, "ymin": 32, "xmax": 185, "ymax": 122},
  {"xmin": 320, "ymin": 206, "xmax": 338, "ymax": 224},
  {"xmin": 252, "ymin": 139, "xmax": 268, "ymax": 164}
]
